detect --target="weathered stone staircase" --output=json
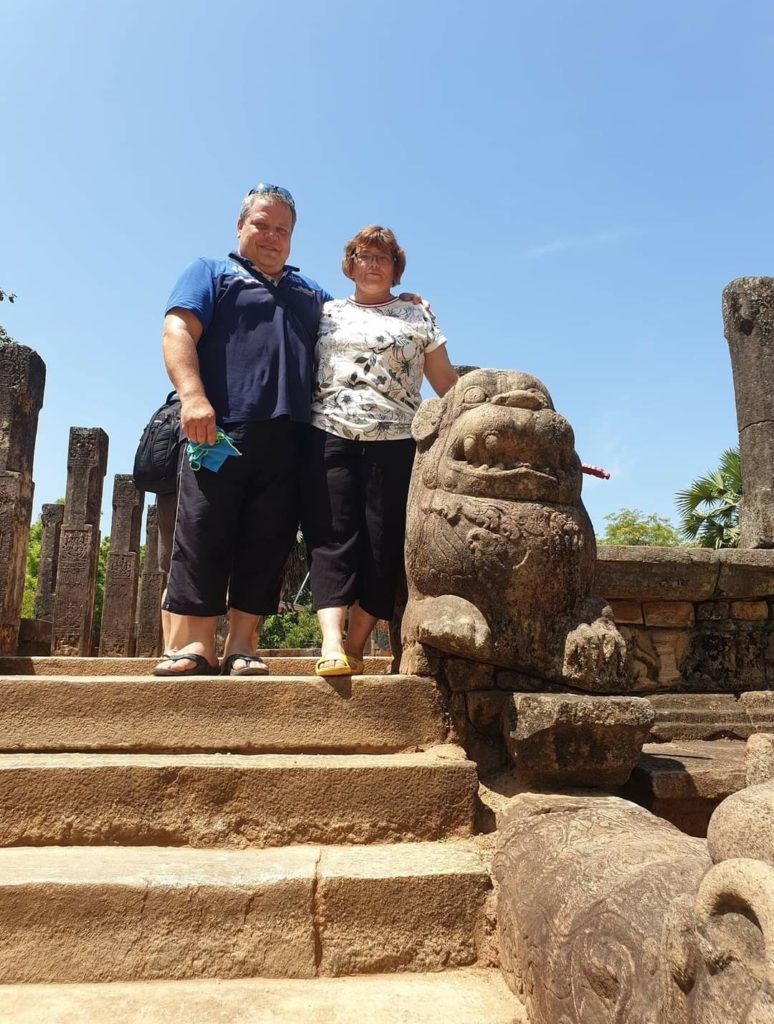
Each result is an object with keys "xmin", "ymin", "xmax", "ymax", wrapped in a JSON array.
[{"xmin": 0, "ymin": 656, "xmax": 525, "ymax": 1022}]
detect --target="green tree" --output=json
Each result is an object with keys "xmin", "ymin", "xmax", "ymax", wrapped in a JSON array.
[
  {"xmin": 675, "ymin": 447, "xmax": 741, "ymax": 549},
  {"xmin": 598, "ymin": 508, "xmax": 683, "ymax": 546},
  {"xmin": 21, "ymin": 519, "xmax": 42, "ymax": 618},
  {"xmin": 92, "ymin": 536, "xmax": 111, "ymax": 632},
  {"xmin": 261, "ymin": 606, "xmax": 322, "ymax": 650}
]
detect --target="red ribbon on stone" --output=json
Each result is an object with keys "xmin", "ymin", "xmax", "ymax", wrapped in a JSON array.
[{"xmin": 581, "ymin": 464, "xmax": 610, "ymax": 479}]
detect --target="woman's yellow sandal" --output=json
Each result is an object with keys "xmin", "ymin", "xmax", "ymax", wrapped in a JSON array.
[{"xmin": 314, "ymin": 652, "xmax": 352, "ymax": 678}]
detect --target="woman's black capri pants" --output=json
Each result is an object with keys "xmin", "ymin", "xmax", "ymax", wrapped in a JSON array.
[{"xmin": 302, "ymin": 427, "xmax": 416, "ymax": 621}]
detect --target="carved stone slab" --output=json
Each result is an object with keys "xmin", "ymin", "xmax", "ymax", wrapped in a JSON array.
[
  {"xmin": 493, "ymin": 793, "xmax": 711, "ymax": 1024},
  {"xmin": 135, "ymin": 504, "xmax": 165, "ymax": 658},
  {"xmin": 99, "ymin": 475, "xmax": 144, "ymax": 657},
  {"xmin": 51, "ymin": 428, "xmax": 108, "ymax": 656},
  {"xmin": 495, "ymin": 790, "xmax": 774, "ymax": 1023},
  {"xmin": 504, "ymin": 692, "xmax": 654, "ymax": 787},
  {"xmin": 723, "ymin": 276, "xmax": 774, "ymax": 548},
  {"xmin": 0, "ymin": 343, "xmax": 45, "ymax": 655},
  {"xmin": 34, "ymin": 503, "xmax": 64, "ymax": 621}
]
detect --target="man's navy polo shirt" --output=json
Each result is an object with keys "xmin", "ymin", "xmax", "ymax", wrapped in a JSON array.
[{"xmin": 166, "ymin": 252, "xmax": 332, "ymax": 425}]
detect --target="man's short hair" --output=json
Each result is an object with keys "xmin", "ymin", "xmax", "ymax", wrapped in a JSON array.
[
  {"xmin": 239, "ymin": 185, "xmax": 297, "ymax": 229},
  {"xmin": 342, "ymin": 225, "xmax": 406, "ymax": 286}
]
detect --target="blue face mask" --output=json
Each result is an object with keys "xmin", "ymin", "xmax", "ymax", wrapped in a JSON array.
[{"xmin": 187, "ymin": 429, "xmax": 242, "ymax": 473}]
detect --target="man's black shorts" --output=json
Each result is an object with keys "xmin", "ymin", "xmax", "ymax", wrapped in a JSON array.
[{"xmin": 163, "ymin": 418, "xmax": 304, "ymax": 617}]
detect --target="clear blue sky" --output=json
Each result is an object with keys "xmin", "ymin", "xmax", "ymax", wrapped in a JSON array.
[{"xmin": 2, "ymin": 0, "xmax": 772, "ymax": 536}]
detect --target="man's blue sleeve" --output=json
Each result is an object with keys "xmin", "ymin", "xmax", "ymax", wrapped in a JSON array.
[
  {"xmin": 295, "ymin": 272, "xmax": 333, "ymax": 304},
  {"xmin": 165, "ymin": 258, "xmax": 216, "ymax": 330}
]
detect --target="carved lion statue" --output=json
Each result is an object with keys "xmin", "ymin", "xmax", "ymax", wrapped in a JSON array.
[{"xmin": 400, "ymin": 368, "xmax": 629, "ymax": 691}]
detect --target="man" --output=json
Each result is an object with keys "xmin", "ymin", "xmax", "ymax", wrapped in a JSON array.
[{"xmin": 155, "ymin": 184, "xmax": 331, "ymax": 675}]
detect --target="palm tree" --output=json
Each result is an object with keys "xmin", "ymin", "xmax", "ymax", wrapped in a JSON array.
[{"xmin": 675, "ymin": 447, "xmax": 741, "ymax": 548}]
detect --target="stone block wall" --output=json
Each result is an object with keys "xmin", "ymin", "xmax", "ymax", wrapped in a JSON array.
[{"xmin": 597, "ymin": 546, "xmax": 774, "ymax": 693}]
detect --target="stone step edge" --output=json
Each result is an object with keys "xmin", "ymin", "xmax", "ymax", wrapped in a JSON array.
[
  {"xmin": 0, "ymin": 842, "xmax": 495, "ymax": 984},
  {"xmin": 648, "ymin": 691, "xmax": 774, "ymax": 714},
  {"xmin": 0, "ymin": 750, "xmax": 477, "ymax": 848},
  {"xmin": 628, "ymin": 741, "xmax": 747, "ymax": 801},
  {"xmin": 0, "ymin": 656, "xmax": 392, "ymax": 677},
  {"xmin": 0, "ymin": 748, "xmax": 470, "ymax": 767},
  {"xmin": 0, "ymin": 671, "xmax": 401, "ymax": 680},
  {"xmin": 0, "ymin": 969, "xmax": 527, "ymax": 1023},
  {"xmin": 0, "ymin": 673, "xmax": 448, "ymax": 755},
  {"xmin": 0, "ymin": 840, "xmax": 491, "ymax": 882}
]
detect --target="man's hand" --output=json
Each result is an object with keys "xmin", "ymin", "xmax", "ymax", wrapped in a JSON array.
[{"xmin": 181, "ymin": 394, "xmax": 217, "ymax": 445}]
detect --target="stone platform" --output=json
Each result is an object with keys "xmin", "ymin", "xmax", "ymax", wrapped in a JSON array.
[{"xmin": 0, "ymin": 970, "xmax": 526, "ymax": 1024}]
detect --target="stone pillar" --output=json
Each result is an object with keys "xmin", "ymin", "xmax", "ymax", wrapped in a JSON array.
[
  {"xmin": 99, "ymin": 475, "xmax": 144, "ymax": 656},
  {"xmin": 51, "ymin": 427, "xmax": 109, "ymax": 655},
  {"xmin": 723, "ymin": 277, "xmax": 774, "ymax": 548},
  {"xmin": 0, "ymin": 342, "xmax": 46, "ymax": 654},
  {"xmin": 34, "ymin": 503, "xmax": 64, "ymax": 621},
  {"xmin": 135, "ymin": 504, "xmax": 165, "ymax": 658}
]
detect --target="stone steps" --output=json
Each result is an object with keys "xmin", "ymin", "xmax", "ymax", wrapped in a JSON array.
[
  {"xmin": 623, "ymin": 738, "xmax": 746, "ymax": 836},
  {"xmin": 0, "ymin": 842, "xmax": 492, "ymax": 983},
  {"xmin": 0, "ymin": 656, "xmax": 526, "ymax": 1018},
  {"xmin": 0, "ymin": 970, "xmax": 527, "ymax": 1023},
  {"xmin": 0, "ymin": 749, "xmax": 477, "ymax": 847},
  {"xmin": 0, "ymin": 673, "xmax": 444, "ymax": 753},
  {"xmin": 647, "ymin": 690, "xmax": 774, "ymax": 742}
]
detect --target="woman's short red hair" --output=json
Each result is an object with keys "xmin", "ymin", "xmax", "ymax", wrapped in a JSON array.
[{"xmin": 342, "ymin": 225, "xmax": 406, "ymax": 286}]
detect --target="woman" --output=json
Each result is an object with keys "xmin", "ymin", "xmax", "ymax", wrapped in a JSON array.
[{"xmin": 303, "ymin": 225, "xmax": 458, "ymax": 677}]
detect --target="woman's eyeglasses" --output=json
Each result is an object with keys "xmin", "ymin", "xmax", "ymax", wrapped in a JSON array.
[{"xmin": 353, "ymin": 252, "xmax": 394, "ymax": 266}]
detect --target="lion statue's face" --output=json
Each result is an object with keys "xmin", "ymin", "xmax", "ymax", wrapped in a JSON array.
[{"xmin": 414, "ymin": 368, "xmax": 582, "ymax": 505}]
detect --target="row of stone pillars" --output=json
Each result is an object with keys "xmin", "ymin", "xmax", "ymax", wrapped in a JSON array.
[
  {"xmin": 0, "ymin": 336, "xmax": 167, "ymax": 656},
  {"xmin": 35, "ymin": 439, "xmax": 166, "ymax": 657},
  {"xmin": 1, "ymin": 277, "xmax": 773, "ymax": 657},
  {"xmin": 22, "ymin": 426, "xmax": 167, "ymax": 657}
]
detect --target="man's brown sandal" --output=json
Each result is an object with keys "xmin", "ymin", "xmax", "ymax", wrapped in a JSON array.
[
  {"xmin": 221, "ymin": 653, "xmax": 270, "ymax": 676},
  {"xmin": 153, "ymin": 652, "xmax": 219, "ymax": 676}
]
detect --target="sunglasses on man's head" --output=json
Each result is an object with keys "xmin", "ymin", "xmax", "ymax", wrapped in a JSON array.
[{"xmin": 248, "ymin": 183, "xmax": 296, "ymax": 208}]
